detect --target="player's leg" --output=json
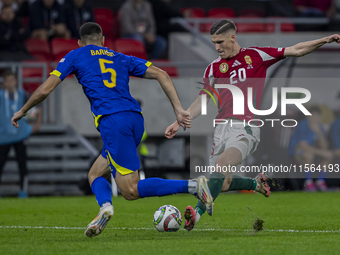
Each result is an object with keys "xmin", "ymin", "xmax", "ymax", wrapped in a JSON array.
[
  {"xmin": 105, "ymin": 112, "xmax": 212, "ymax": 206},
  {"xmin": 13, "ymin": 141, "xmax": 29, "ymax": 198},
  {"xmin": 115, "ymin": 169, "xmax": 210, "ymax": 204},
  {"xmin": 185, "ymin": 124, "xmax": 268, "ymax": 230},
  {"xmin": 184, "ymin": 146, "xmax": 241, "ymax": 230},
  {"xmin": 85, "ymin": 112, "xmax": 213, "ymax": 237},
  {"xmin": 84, "ymin": 154, "xmax": 114, "ymax": 238},
  {"xmin": 0, "ymin": 144, "xmax": 11, "ymax": 197},
  {"xmin": 194, "ymin": 141, "xmax": 269, "ymax": 211}
]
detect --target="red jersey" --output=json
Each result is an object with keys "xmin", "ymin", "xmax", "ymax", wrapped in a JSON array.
[{"xmin": 199, "ymin": 47, "xmax": 285, "ymax": 122}]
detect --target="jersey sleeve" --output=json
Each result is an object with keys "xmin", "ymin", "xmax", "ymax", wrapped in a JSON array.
[
  {"xmin": 199, "ymin": 64, "xmax": 215, "ymax": 96},
  {"xmin": 50, "ymin": 51, "xmax": 76, "ymax": 81},
  {"xmin": 251, "ymin": 47, "xmax": 286, "ymax": 67},
  {"xmin": 127, "ymin": 56, "xmax": 152, "ymax": 78}
]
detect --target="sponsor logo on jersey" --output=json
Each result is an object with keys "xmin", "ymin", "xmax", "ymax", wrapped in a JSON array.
[
  {"xmin": 244, "ymin": 55, "xmax": 252, "ymax": 65},
  {"xmin": 232, "ymin": 60, "xmax": 241, "ymax": 67},
  {"xmin": 219, "ymin": 63, "xmax": 229, "ymax": 73}
]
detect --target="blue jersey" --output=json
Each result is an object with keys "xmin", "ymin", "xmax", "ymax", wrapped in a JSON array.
[{"xmin": 51, "ymin": 45, "xmax": 152, "ymax": 127}]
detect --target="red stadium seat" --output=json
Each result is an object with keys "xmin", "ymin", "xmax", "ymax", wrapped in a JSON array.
[
  {"xmin": 236, "ymin": 15, "xmax": 265, "ymax": 33},
  {"xmin": 238, "ymin": 9, "xmax": 265, "ymax": 17},
  {"xmin": 201, "ymin": 8, "xmax": 236, "ymax": 33},
  {"xmin": 180, "ymin": 8, "xmax": 205, "ymax": 18},
  {"xmin": 22, "ymin": 62, "xmax": 44, "ymax": 93},
  {"xmin": 104, "ymin": 38, "xmax": 115, "ymax": 50},
  {"xmin": 50, "ymin": 38, "xmax": 79, "ymax": 61},
  {"xmin": 25, "ymin": 38, "xmax": 52, "ymax": 61},
  {"xmin": 280, "ymin": 23, "xmax": 295, "ymax": 32},
  {"xmin": 208, "ymin": 8, "xmax": 235, "ymax": 18},
  {"xmin": 266, "ymin": 23, "xmax": 296, "ymax": 32},
  {"xmin": 115, "ymin": 39, "xmax": 147, "ymax": 60},
  {"xmin": 266, "ymin": 18, "xmax": 296, "ymax": 32},
  {"xmin": 94, "ymin": 8, "xmax": 116, "ymax": 39},
  {"xmin": 236, "ymin": 23, "xmax": 265, "ymax": 32},
  {"xmin": 151, "ymin": 60, "xmax": 178, "ymax": 77}
]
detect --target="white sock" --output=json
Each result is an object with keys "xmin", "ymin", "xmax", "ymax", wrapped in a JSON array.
[
  {"xmin": 101, "ymin": 202, "xmax": 112, "ymax": 210},
  {"xmin": 195, "ymin": 209, "xmax": 201, "ymax": 223},
  {"xmin": 188, "ymin": 180, "xmax": 198, "ymax": 195}
]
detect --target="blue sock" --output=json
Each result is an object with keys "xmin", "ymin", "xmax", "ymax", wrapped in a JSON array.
[
  {"xmin": 137, "ymin": 178, "xmax": 188, "ymax": 198},
  {"xmin": 91, "ymin": 177, "xmax": 112, "ymax": 207}
]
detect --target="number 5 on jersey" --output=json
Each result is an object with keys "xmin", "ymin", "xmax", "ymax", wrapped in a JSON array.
[{"xmin": 99, "ymin": 58, "xmax": 117, "ymax": 88}]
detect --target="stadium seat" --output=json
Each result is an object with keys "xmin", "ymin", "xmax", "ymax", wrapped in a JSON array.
[
  {"xmin": 22, "ymin": 63, "xmax": 44, "ymax": 93},
  {"xmin": 25, "ymin": 38, "xmax": 52, "ymax": 61},
  {"xmin": 180, "ymin": 8, "xmax": 205, "ymax": 18},
  {"xmin": 236, "ymin": 23, "xmax": 265, "ymax": 33},
  {"xmin": 266, "ymin": 23, "xmax": 296, "ymax": 32},
  {"xmin": 208, "ymin": 8, "xmax": 235, "ymax": 18},
  {"xmin": 235, "ymin": 15, "xmax": 265, "ymax": 33},
  {"xmin": 238, "ymin": 9, "xmax": 265, "ymax": 17},
  {"xmin": 94, "ymin": 8, "xmax": 116, "ymax": 39},
  {"xmin": 151, "ymin": 60, "xmax": 179, "ymax": 77},
  {"xmin": 50, "ymin": 38, "xmax": 79, "ymax": 61},
  {"xmin": 180, "ymin": 8, "xmax": 205, "ymax": 32},
  {"xmin": 201, "ymin": 8, "xmax": 236, "ymax": 32},
  {"xmin": 104, "ymin": 38, "xmax": 115, "ymax": 51},
  {"xmin": 266, "ymin": 18, "xmax": 296, "ymax": 32},
  {"xmin": 115, "ymin": 39, "xmax": 147, "ymax": 60}
]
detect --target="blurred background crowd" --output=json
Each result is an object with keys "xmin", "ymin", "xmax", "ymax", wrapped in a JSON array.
[{"xmin": 0, "ymin": 0, "xmax": 340, "ymax": 62}]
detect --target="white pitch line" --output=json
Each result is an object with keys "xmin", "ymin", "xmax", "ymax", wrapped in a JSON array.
[{"xmin": 0, "ymin": 225, "xmax": 339, "ymax": 233}]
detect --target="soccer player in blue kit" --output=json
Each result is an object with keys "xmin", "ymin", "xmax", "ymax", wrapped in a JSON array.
[{"xmin": 11, "ymin": 22, "xmax": 213, "ymax": 237}]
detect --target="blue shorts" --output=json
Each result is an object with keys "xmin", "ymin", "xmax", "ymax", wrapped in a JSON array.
[{"xmin": 100, "ymin": 111, "xmax": 144, "ymax": 178}]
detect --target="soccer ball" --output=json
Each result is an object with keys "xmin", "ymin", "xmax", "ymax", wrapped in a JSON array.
[{"xmin": 153, "ymin": 205, "xmax": 182, "ymax": 232}]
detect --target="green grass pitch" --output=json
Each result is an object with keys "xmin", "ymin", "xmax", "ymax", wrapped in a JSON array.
[{"xmin": 1, "ymin": 192, "xmax": 339, "ymax": 255}]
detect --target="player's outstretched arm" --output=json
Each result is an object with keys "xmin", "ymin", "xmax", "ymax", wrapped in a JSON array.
[
  {"xmin": 11, "ymin": 75, "xmax": 61, "ymax": 128},
  {"xmin": 284, "ymin": 34, "xmax": 340, "ymax": 57},
  {"xmin": 144, "ymin": 65, "xmax": 191, "ymax": 129}
]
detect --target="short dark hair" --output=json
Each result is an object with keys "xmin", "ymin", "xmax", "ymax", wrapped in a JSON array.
[
  {"xmin": 79, "ymin": 22, "xmax": 102, "ymax": 44},
  {"xmin": 210, "ymin": 19, "xmax": 237, "ymax": 35},
  {"xmin": 2, "ymin": 69, "xmax": 16, "ymax": 79}
]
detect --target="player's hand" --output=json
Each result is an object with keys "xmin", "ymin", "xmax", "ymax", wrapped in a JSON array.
[
  {"xmin": 11, "ymin": 110, "xmax": 26, "ymax": 128},
  {"xmin": 165, "ymin": 122, "xmax": 180, "ymax": 139},
  {"xmin": 175, "ymin": 109, "xmax": 192, "ymax": 130},
  {"xmin": 325, "ymin": 34, "xmax": 340, "ymax": 44}
]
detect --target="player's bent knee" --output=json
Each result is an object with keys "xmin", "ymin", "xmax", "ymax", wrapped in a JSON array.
[{"xmin": 120, "ymin": 181, "xmax": 139, "ymax": 200}]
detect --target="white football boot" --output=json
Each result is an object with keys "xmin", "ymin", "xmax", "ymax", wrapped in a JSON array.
[
  {"xmin": 195, "ymin": 176, "xmax": 214, "ymax": 216},
  {"xmin": 84, "ymin": 205, "xmax": 114, "ymax": 238}
]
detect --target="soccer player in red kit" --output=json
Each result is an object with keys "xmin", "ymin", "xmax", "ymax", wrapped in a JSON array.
[{"xmin": 165, "ymin": 19, "xmax": 340, "ymax": 230}]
